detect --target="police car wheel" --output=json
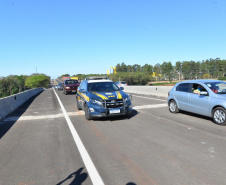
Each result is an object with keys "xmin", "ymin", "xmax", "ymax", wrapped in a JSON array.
[
  {"xmin": 76, "ymin": 97, "xmax": 82, "ymax": 110},
  {"xmin": 85, "ymin": 104, "xmax": 92, "ymax": 120}
]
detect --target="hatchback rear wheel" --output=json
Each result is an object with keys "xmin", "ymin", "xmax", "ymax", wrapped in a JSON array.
[
  {"xmin": 169, "ymin": 100, "xmax": 179, "ymax": 113},
  {"xmin": 213, "ymin": 107, "xmax": 226, "ymax": 125}
]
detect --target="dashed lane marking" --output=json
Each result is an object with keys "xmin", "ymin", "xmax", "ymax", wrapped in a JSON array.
[
  {"xmin": 133, "ymin": 103, "xmax": 167, "ymax": 110},
  {"xmin": 132, "ymin": 95, "xmax": 167, "ymax": 102},
  {"xmin": 1, "ymin": 112, "xmax": 84, "ymax": 122}
]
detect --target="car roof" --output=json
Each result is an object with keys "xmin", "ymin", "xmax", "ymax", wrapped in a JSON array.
[
  {"xmin": 85, "ymin": 76, "xmax": 109, "ymax": 81},
  {"xmin": 88, "ymin": 79, "xmax": 113, "ymax": 83},
  {"xmin": 178, "ymin": 79, "xmax": 223, "ymax": 84}
]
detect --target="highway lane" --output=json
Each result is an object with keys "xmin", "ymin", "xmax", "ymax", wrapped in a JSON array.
[
  {"xmin": 1, "ymin": 88, "xmax": 226, "ymax": 185},
  {"xmin": 0, "ymin": 89, "xmax": 92, "ymax": 185},
  {"xmin": 55, "ymin": 89, "xmax": 226, "ymax": 185}
]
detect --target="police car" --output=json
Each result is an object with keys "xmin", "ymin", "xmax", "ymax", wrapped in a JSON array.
[{"xmin": 76, "ymin": 76, "xmax": 132, "ymax": 120}]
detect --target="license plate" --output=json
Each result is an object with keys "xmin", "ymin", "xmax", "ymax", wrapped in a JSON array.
[
  {"xmin": 72, "ymin": 90, "xmax": 76, "ymax": 92},
  {"xmin": 109, "ymin": 109, "xmax": 120, "ymax": 114}
]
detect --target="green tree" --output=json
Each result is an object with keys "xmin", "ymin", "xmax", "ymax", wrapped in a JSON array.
[
  {"xmin": 17, "ymin": 75, "xmax": 27, "ymax": 92},
  {"xmin": 142, "ymin": 64, "xmax": 153, "ymax": 74},
  {"xmin": 132, "ymin": 64, "xmax": 141, "ymax": 72},
  {"xmin": 175, "ymin": 61, "xmax": 182, "ymax": 80},
  {"xmin": 0, "ymin": 77, "xmax": 9, "ymax": 98},
  {"xmin": 182, "ymin": 61, "xmax": 191, "ymax": 79},
  {"xmin": 61, "ymin": 74, "xmax": 70, "ymax": 77},
  {"xmin": 153, "ymin": 64, "xmax": 161, "ymax": 81},
  {"xmin": 25, "ymin": 74, "xmax": 50, "ymax": 88},
  {"xmin": 120, "ymin": 62, "xmax": 128, "ymax": 72},
  {"xmin": 127, "ymin": 65, "xmax": 134, "ymax": 72},
  {"xmin": 115, "ymin": 63, "xmax": 122, "ymax": 72},
  {"xmin": 161, "ymin": 62, "xmax": 173, "ymax": 81},
  {"xmin": 167, "ymin": 62, "xmax": 174, "ymax": 82},
  {"xmin": 219, "ymin": 60, "xmax": 226, "ymax": 77},
  {"xmin": 7, "ymin": 75, "xmax": 18, "ymax": 95},
  {"xmin": 194, "ymin": 61, "xmax": 201, "ymax": 79}
]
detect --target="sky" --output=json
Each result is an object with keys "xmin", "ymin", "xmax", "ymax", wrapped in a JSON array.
[{"xmin": 0, "ymin": 0, "xmax": 226, "ymax": 79}]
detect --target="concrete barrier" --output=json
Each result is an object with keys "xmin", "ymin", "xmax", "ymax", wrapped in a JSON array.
[
  {"xmin": 123, "ymin": 86, "xmax": 174, "ymax": 98},
  {"xmin": 0, "ymin": 88, "xmax": 44, "ymax": 121}
]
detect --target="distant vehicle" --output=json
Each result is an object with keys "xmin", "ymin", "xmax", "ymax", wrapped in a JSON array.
[
  {"xmin": 76, "ymin": 76, "xmax": 132, "ymax": 120},
  {"xmin": 63, "ymin": 79, "xmax": 80, "ymax": 95},
  {"xmin": 168, "ymin": 79, "xmax": 226, "ymax": 125},
  {"xmin": 115, "ymin": 81, "xmax": 128, "ymax": 87},
  {"xmin": 55, "ymin": 85, "xmax": 59, "ymax": 89},
  {"xmin": 57, "ymin": 83, "xmax": 63, "ymax": 91},
  {"xmin": 71, "ymin": 76, "xmax": 79, "ymax": 80}
]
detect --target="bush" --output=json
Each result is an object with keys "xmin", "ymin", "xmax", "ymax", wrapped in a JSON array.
[
  {"xmin": 109, "ymin": 72, "xmax": 152, "ymax": 85},
  {"xmin": 25, "ymin": 75, "xmax": 50, "ymax": 88},
  {"xmin": 218, "ymin": 76, "xmax": 226, "ymax": 80},
  {"xmin": 0, "ymin": 75, "xmax": 27, "ymax": 98}
]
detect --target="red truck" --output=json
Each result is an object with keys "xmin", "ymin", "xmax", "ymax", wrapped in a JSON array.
[{"xmin": 63, "ymin": 79, "xmax": 80, "ymax": 95}]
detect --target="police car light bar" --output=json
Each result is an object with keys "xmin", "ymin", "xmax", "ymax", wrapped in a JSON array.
[{"xmin": 85, "ymin": 76, "xmax": 109, "ymax": 81}]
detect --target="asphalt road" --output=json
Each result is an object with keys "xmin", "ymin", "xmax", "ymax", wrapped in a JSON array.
[{"xmin": 1, "ymin": 88, "xmax": 226, "ymax": 185}]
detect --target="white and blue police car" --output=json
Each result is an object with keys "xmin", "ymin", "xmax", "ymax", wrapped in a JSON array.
[{"xmin": 76, "ymin": 76, "xmax": 132, "ymax": 120}]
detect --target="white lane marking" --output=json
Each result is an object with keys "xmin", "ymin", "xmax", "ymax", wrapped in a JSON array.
[
  {"xmin": 2, "ymin": 103, "xmax": 167, "ymax": 122},
  {"xmin": 53, "ymin": 89, "xmax": 105, "ymax": 185},
  {"xmin": 132, "ymin": 95, "xmax": 167, "ymax": 102},
  {"xmin": 2, "ymin": 112, "xmax": 85, "ymax": 122},
  {"xmin": 133, "ymin": 103, "xmax": 167, "ymax": 110}
]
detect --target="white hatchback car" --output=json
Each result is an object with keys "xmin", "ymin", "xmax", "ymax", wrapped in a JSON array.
[{"xmin": 115, "ymin": 81, "xmax": 128, "ymax": 87}]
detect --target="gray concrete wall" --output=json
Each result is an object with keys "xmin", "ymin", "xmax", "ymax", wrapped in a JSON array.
[
  {"xmin": 123, "ymin": 86, "xmax": 174, "ymax": 98},
  {"xmin": 0, "ymin": 88, "xmax": 44, "ymax": 121}
]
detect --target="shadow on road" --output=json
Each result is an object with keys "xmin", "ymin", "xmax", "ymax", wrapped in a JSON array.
[
  {"xmin": 178, "ymin": 110, "xmax": 220, "ymax": 125},
  {"xmin": 0, "ymin": 91, "xmax": 43, "ymax": 139},
  {"xmin": 56, "ymin": 168, "xmax": 88, "ymax": 185},
  {"xmin": 93, "ymin": 109, "xmax": 139, "ymax": 122}
]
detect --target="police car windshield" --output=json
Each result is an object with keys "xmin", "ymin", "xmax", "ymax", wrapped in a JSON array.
[{"xmin": 88, "ymin": 82, "xmax": 119, "ymax": 92}]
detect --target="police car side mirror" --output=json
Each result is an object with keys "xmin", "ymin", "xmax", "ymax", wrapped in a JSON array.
[
  {"xmin": 120, "ymin": 87, "xmax": 124, "ymax": 90},
  {"xmin": 80, "ymin": 89, "xmax": 86, "ymax": 93}
]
